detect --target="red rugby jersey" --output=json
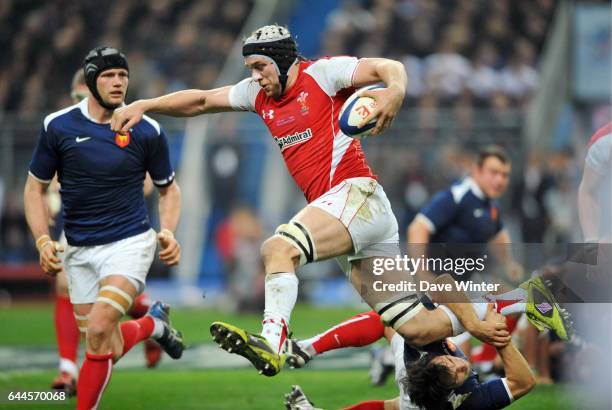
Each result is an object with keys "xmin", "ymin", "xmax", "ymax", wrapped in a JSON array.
[{"xmin": 229, "ymin": 56, "xmax": 376, "ymax": 202}]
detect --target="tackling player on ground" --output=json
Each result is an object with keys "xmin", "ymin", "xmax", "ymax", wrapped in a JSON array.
[
  {"xmin": 284, "ymin": 292, "xmax": 538, "ymax": 409},
  {"xmin": 286, "ymin": 324, "xmax": 534, "ymax": 410},
  {"xmin": 111, "ymin": 25, "xmax": 569, "ymax": 377},
  {"xmin": 24, "ymin": 47, "xmax": 185, "ymax": 409}
]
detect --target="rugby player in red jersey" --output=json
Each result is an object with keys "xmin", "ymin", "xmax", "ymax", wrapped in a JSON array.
[{"xmin": 111, "ymin": 25, "xmax": 568, "ymax": 377}]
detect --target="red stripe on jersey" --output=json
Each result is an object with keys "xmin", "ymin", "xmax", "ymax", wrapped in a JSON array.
[{"xmin": 587, "ymin": 122, "xmax": 612, "ymax": 149}]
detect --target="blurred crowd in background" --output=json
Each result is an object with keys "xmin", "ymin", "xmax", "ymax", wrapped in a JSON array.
[
  {"xmin": 0, "ymin": 0, "xmax": 253, "ymax": 114},
  {"xmin": 323, "ymin": 0, "xmax": 553, "ymax": 110},
  {"xmin": 1, "ymin": 0, "xmax": 553, "ymax": 114},
  {"xmin": 0, "ymin": 0, "xmax": 588, "ymax": 268}
]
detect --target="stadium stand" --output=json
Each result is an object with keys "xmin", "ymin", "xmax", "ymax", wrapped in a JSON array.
[{"xmin": 0, "ymin": 0, "xmax": 253, "ymax": 113}]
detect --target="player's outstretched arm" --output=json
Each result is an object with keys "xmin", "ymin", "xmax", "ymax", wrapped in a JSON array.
[
  {"xmin": 497, "ymin": 339, "xmax": 536, "ymax": 400},
  {"xmin": 111, "ymin": 86, "xmax": 234, "ymax": 133},
  {"xmin": 24, "ymin": 175, "xmax": 64, "ymax": 275},
  {"xmin": 352, "ymin": 58, "xmax": 407, "ymax": 135},
  {"xmin": 157, "ymin": 181, "xmax": 182, "ymax": 266}
]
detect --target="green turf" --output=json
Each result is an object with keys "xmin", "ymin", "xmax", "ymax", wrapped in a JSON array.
[
  {"xmin": 0, "ymin": 303, "xmax": 584, "ymax": 409},
  {"xmin": 0, "ymin": 369, "xmax": 575, "ymax": 410},
  {"xmin": 0, "ymin": 303, "xmax": 362, "ymax": 346}
]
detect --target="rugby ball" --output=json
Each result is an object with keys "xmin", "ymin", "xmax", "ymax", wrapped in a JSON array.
[{"xmin": 338, "ymin": 85, "xmax": 383, "ymax": 139}]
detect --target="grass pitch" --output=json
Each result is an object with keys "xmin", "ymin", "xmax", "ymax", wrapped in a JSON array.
[
  {"xmin": 0, "ymin": 369, "xmax": 570, "ymax": 410},
  {"xmin": 0, "ymin": 303, "xmax": 576, "ymax": 409}
]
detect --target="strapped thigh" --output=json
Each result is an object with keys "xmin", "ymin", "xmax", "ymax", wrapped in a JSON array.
[
  {"xmin": 274, "ymin": 220, "xmax": 317, "ymax": 266},
  {"xmin": 96, "ymin": 285, "xmax": 133, "ymax": 315},
  {"xmin": 376, "ymin": 294, "xmax": 424, "ymax": 331}
]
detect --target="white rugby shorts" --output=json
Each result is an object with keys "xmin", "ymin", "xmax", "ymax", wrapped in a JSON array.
[
  {"xmin": 64, "ymin": 229, "xmax": 157, "ymax": 304},
  {"xmin": 309, "ymin": 177, "xmax": 400, "ymax": 273}
]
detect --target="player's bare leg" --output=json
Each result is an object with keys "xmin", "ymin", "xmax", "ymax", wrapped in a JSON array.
[
  {"xmin": 52, "ymin": 270, "xmax": 80, "ymax": 396},
  {"xmin": 259, "ymin": 206, "xmax": 353, "ymax": 352},
  {"xmin": 211, "ymin": 206, "xmax": 353, "ymax": 376},
  {"xmin": 75, "ymin": 275, "xmax": 183, "ymax": 409},
  {"xmin": 351, "ymin": 260, "xmax": 572, "ymax": 346},
  {"xmin": 349, "ymin": 259, "xmax": 456, "ymax": 346}
]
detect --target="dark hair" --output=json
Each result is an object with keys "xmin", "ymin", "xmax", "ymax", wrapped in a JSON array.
[
  {"xmin": 476, "ymin": 145, "xmax": 509, "ymax": 167},
  {"xmin": 402, "ymin": 354, "xmax": 454, "ymax": 410}
]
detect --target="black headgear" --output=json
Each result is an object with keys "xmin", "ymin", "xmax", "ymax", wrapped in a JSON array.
[
  {"xmin": 242, "ymin": 25, "xmax": 297, "ymax": 94},
  {"xmin": 83, "ymin": 46, "xmax": 129, "ymax": 110}
]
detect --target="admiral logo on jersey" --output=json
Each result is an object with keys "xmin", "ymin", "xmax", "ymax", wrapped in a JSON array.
[{"xmin": 276, "ymin": 128, "xmax": 313, "ymax": 151}]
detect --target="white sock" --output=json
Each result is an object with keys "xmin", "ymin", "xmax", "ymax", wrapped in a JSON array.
[
  {"xmin": 261, "ymin": 273, "xmax": 298, "ymax": 352},
  {"xmin": 59, "ymin": 358, "xmax": 78, "ymax": 378},
  {"xmin": 499, "ymin": 302, "xmax": 527, "ymax": 316},
  {"xmin": 297, "ymin": 337, "xmax": 319, "ymax": 357},
  {"xmin": 483, "ymin": 288, "xmax": 528, "ymax": 316},
  {"xmin": 439, "ymin": 292, "xmax": 528, "ymax": 336},
  {"xmin": 151, "ymin": 317, "xmax": 165, "ymax": 339}
]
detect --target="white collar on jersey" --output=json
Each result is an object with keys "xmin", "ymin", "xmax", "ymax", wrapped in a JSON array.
[
  {"xmin": 465, "ymin": 176, "xmax": 486, "ymax": 200},
  {"xmin": 78, "ymin": 97, "xmax": 125, "ymax": 124}
]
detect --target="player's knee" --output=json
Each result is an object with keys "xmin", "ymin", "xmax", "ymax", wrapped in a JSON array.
[
  {"xmin": 260, "ymin": 236, "xmax": 300, "ymax": 265},
  {"xmin": 376, "ymin": 295, "xmax": 426, "ymax": 345},
  {"xmin": 96, "ymin": 285, "xmax": 134, "ymax": 317},
  {"xmin": 85, "ymin": 317, "xmax": 114, "ymax": 344},
  {"xmin": 398, "ymin": 310, "xmax": 444, "ymax": 347},
  {"xmin": 265, "ymin": 221, "xmax": 316, "ymax": 267}
]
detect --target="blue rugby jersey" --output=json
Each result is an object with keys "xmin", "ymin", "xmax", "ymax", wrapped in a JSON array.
[
  {"xmin": 404, "ymin": 339, "xmax": 513, "ymax": 409},
  {"xmin": 29, "ymin": 98, "xmax": 175, "ymax": 246},
  {"xmin": 417, "ymin": 177, "xmax": 503, "ymax": 244}
]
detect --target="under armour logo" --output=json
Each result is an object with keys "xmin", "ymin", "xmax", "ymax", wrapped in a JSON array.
[{"xmin": 262, "ymin": 109, "xmax": 274, "ymax": 120}]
